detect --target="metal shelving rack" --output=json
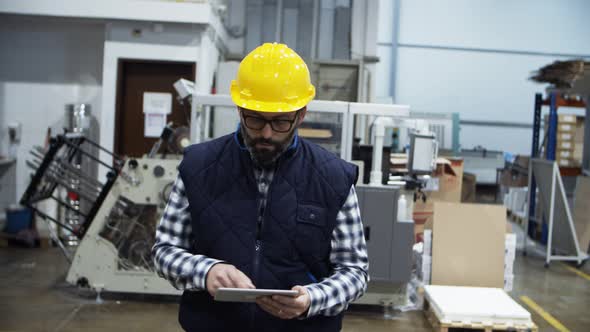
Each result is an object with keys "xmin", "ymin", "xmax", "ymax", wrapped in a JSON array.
[{"xmin": 527, "ymin": 91, "xmax": 587, "ymax": 244}]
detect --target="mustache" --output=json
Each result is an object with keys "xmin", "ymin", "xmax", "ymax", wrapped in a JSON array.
[{"xmin": 251, "ymin": 137, "xmax": 281, "ymax": 147}]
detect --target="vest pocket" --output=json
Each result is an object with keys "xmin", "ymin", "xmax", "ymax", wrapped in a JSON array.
[
  {"xmin": 296, "ymin": 204, "xmax": 326, "ymax": 227},
  {"xmin": 295, "ymin": 204, "xmax": 328, "ymax": 261}
]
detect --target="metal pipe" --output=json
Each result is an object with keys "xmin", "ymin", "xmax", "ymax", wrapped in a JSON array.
[
  {"xmin": 41, "ymin": 217, "xmax": 73, "ymax": 263},
  {"xmin": 390, "ymin": 0, "xmax": 401, "ymax": 101},
  {"xmin": 460, "ymin": 120, "xmax": 533, "ymax": 129},
  {"xmin": 275, "ymin": 0, "xmax": 283, "ymax": 42},
  {"xmin": 310, "ymin": 0, "xmax": 319, "ymax": 59},
  {"xmin": 546, "ymin": 93, "xmax": 558, "ymax": 160},
  {"xmin": 31, "ymin": 208, "xmax": 79, "ymax": 238},
  {"xmin": 30, "ymin": 148, "xmax": 46, "ymax": 161},
  {"xmin": 62, "ymin": 140, "xmax": 117, "ymax": 170},
  {"xmin": 397, "ymin": 43, "xmax": 590, "ymax": 59},
  {"xmin": 528, "ymin": 94, "xmax": 542, "ymax": 239},
  {"xmin": 34, "ymin": 160, "xmax": 103, "ymax": 196},
  {"xmin": 50, "ymin": 195, "xmax": 89, "ymax": 219},
  {"xmin": 546, "ymin": 163, "xmax": 557, "ymax": 265},
  {"xmin": 555, "ymin": 162, "xmax": 583, "ymax": 256},
  {"xmin": 369, "ymin": 116, "xmax": 395, "ymax": 186},
  {"xmin": 42, "ymin": 172, "xmax": 99, "ymax": 203},
  {"xmin": 55, "ymin": 159, "xmax": 104, "ymax": 187}
]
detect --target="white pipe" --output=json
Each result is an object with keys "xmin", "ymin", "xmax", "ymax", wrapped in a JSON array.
[{"xmin": 369, "ymin": 116, "xmax": 395, "ymax": 186}]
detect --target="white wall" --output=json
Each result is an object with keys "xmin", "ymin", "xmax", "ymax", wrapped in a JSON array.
[
  {"xmin": 398, "ymin": 0, "xmax": 590, "ymax": 55},
  {"xmin": 376, "ymin": 0, "xmax": 590, "ymax": 154},
  {"xmin": 0, "ymin": 15, "xmax": 104, "ymax": 200}
]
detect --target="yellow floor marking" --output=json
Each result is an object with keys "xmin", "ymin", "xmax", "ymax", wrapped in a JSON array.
[
  {"xmin": 520, "ymin": 295, "xmax": 570, "ymax": 332},
  {"xmin": 561, "ymin": 263, "xmax": 590, "ymax": 282}
]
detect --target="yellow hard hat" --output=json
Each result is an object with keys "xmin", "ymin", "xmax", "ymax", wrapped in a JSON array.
[{"xmin": 230, "ymin": 43, "xmax": 315, "ymax": 113}]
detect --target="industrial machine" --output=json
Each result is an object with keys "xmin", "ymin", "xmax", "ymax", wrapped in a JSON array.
[
  {"xmin": 66, "ymin": 156, "xmax": 181, "ymax": 294},
  {"xmin": 21, "ymin": 126, "xmax": 187, "ymax": 295}
]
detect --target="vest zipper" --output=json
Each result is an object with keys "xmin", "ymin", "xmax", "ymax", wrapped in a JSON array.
[{"xmin": 250, "ymin": 161, "xmax": 280, "ymax": 328}]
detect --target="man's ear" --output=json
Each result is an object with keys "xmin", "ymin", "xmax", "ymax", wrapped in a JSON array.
[{"xmin": 297, "ymin": 107, "xmax": 307, "ymax": 125}]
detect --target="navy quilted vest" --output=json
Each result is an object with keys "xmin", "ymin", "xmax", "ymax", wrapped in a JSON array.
[{"xmin": 177, "ymin": 130, "xmax": 357, "ymax": 332}]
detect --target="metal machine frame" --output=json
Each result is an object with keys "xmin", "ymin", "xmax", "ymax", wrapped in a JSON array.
[
  {"xmin": 21, "ymin": 134, "xmax": 122, "ymax": 241},
  {"xmin": 191, "ymin": 93, "xmax": 410, "ymax": 161},
  {"xmin": 21, "ymin": 135, "xmax": 181, "ymax": 295},
  {"xmin": 65, "ymin": 157, "xmax": 181, "ymax": 295},
  {"xmin": 525, "ymin": 158, "xmax": 589, "ymax": 267}
]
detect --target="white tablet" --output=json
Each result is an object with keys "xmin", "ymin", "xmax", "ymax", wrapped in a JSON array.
[{"xmin": 214, "ymin": 288, "xmax": 299, "ymax": 303}]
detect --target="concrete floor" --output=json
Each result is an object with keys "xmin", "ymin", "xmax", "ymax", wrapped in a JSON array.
[{"xmin": 0, "ymin": 247, "xmax": 589, "ymax": 332}]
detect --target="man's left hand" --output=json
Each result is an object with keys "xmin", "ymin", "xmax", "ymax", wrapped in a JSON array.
[{"xmin": 256, "ymin": 285, "xmax": 310, "ymax": 320}]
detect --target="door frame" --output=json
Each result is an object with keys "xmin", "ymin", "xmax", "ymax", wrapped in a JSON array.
[
  {"xmin": 113, "ymin": 58, "xmax": 196, "ymax": 156},
  {"xmin": 99, "ymin": 41, "xmax": 199, "ymax": 178}
]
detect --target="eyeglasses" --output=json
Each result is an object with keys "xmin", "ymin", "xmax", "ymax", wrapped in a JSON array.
[{"xmin": 241, "ymin": 110, "xmax": 299, "ymax": 133}]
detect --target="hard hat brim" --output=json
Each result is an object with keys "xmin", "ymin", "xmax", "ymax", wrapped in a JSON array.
[{"xmin": 230, "ymin": 80, "xmax": 315, "ymax": 113}]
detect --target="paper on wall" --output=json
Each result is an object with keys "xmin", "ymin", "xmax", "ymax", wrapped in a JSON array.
[
  {"xmin": 143, "ymin": 92, "xmax": 172, "ymax": 138},
  {"xmin": 144, "ymin": 113, "xmax": 167, "ymax": 138},
  {"xmin": 143, "ymin": 92, "xmax": 172, "ymax": 115}
]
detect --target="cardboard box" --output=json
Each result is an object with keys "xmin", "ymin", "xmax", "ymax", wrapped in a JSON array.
[
  {"xmin": 544, "ymin": 114, "xmax": 579, "ymax": 125},
  {"xmin": 557, "ymin": 158, "xmax": 579, "ymax": 167},
  {"xmin": 557, "ymin": 141, "xmax": 574, "ymax": 149},
  {"xmin": 408, "ymin": 157, "xmax": 464, "ymax": 242},
  {"xmin": 431, "ymin": 202, "xmax": 506, "ymax": 288},
  {"xmin": 513, "ymin": 155, "xmax": 530, "ymax": 169},
  {"xmin": 544, "ymin": 114, "xmax": 585, "ymax": 145},
  {"xmin": 574, "ymin": 143, "xmax": 583, "ymax": 161},
  {"xmin": 558, "ymin": 123, "xmax": 576, "ymax": 132},
  {"xmin": 557, "ymin": 132, "xmax": 574, "ymax": 141},
  {"xmin": 461, "ymin": 172, "xmax": 476, "ymax": 203},
  {"xmin": 428, "ymin": 157, "xmax": 464, "ymax": 202},
  {"xmin": 498, "ymin": 169, "xmax": 528, "ymax": 187},
  {"xmin": 413, "ymin": 201, "xmax": 433, "ymax": 243},
  {"xmin": 557, "ymin": 149, "xmax": 574, "ymax": 159}
]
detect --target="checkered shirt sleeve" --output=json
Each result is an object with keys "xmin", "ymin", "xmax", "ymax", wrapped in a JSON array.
[
  {"xmin": 151, "ymin": 176, "xmax": 222, "ymax": 290},
  {"xmin": 304, "ymin": 185, "xmax": 369, "ymax": 317}
]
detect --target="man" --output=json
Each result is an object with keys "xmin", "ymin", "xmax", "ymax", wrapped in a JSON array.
[{"xmin": 152, "ymin": 43, "xmax": 369, "ymax": 332}]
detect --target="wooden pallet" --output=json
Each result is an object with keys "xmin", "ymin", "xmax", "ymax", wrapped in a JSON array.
[{"xmin": 424, "ymin": 299, "xmax": 538, "ymax": 332}]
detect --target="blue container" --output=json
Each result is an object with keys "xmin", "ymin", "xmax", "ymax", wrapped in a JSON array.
[{"xmin": 5, "ymin": 206, "xmax": 32, "ymax": 234}]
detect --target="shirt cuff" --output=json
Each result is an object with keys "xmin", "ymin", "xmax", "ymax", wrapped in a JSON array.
[
  {"xmin": 193, "ymin": 258, "xmax": 224, "ymax": 290},
  {"xmin": 303, "ymin": 284, "xmax": 326, "ymax": 318}
]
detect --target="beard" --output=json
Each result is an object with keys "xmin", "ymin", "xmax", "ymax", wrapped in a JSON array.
[{"xmin": 240, "ymin": 125, "xmax": 296, "ymax": 168}]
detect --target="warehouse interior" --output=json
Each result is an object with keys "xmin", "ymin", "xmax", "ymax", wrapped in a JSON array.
[{"xmin": 1, "ymin": 1, "xmax": 589, "ymax": 331}]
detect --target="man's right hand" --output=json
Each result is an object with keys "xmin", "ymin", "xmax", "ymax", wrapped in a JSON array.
[{"xmin": 206, "ymin": 263, "xmax": 255, "ymax": 296}]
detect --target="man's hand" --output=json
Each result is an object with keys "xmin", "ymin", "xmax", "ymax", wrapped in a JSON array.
[
  {"xmin": 206, "ymin": 263, "xmax": 255, "ymax": 297},
  {"xmin": 256, "ymin": 286, "xmax": 310, "ymax": 320}
]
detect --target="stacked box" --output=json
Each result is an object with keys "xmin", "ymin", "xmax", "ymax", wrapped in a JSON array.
[{"xmin": 544, "ymin": 114, "xmax": 584, "ymax": 167}]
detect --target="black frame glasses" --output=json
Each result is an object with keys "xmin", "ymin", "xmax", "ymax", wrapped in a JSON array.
[{"xmin": 240, "ymin": 110, "xmax": 300, "ymax": 133}]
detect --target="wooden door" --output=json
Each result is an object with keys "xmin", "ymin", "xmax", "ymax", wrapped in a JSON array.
[{"xmin": 114, "ymin": 60, "xmax": 195, "ymax": 157}]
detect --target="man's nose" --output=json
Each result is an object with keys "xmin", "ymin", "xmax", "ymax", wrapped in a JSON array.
[{"xmin": 261, "ymin": 122, "xmax": 273, "ymax": 139}]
